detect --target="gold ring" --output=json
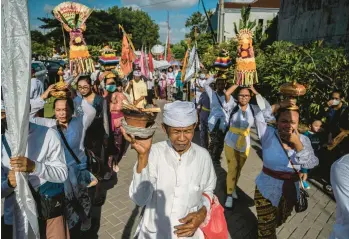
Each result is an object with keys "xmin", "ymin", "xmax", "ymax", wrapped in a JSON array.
[{"xmin": 131, "ymin": 138, "xmax": 136, "ymax": 144}]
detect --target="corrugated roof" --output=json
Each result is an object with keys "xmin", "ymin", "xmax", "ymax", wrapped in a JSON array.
[{"xmin": 224, "ymin": 0, "xmax": 280, "ymax": 9}]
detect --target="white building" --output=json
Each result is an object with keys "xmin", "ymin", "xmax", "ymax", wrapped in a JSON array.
[{"xmin": 212, "ymin": 0, "xmax": 280, "ymax": 41}]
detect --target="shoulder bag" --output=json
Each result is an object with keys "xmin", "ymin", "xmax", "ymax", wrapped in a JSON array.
[
  {"xmin": 56, "ymin": 123, "xmax": 105, "ymax": 180},
  {"xmin": 275, "ymin": 132, "xmax": 309, "ymax": 213}
]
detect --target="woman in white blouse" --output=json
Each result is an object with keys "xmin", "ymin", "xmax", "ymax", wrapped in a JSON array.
[
  {"xmin": 30, "ymin": 85, "xmax": 96, "ymax": 237},
  {"xmin": 254, "ymin": 102, "xmax": 319, "ymax": 238},
  {"xmin": 223, "ymin": 84, "xmax": 268, "ymax": 208}
]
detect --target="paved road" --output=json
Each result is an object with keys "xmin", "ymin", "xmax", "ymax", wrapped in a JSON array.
[{"xmin": 94, "ymin": 124, "xmax": 336, "ymax": 239}]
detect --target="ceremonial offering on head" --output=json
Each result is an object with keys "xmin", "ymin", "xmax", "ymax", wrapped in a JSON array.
[
  {"xmin": 213, "ymin": 49, "xmax": 232, "ymax": 72},
  {"xmin": 53, "ymin": 2, "xmax": 94, "ymax": 76},
  {"xmin": 121, "ymin": 100, "xmax": 160, "ymax": 138},
  {"xmin": 98, "ymin": 44, "xmax": 119, "ymax": 71},
  {"xmin": 279, "ymin": 81, "xmax": 306, "ymax": 110},
  {"xmin": 233, "ymin": 29, "xmax": 258, "ymax": 86},
  {"xmin": 51, "ymin": 67, "xmax": 71, "ymax": 99}
]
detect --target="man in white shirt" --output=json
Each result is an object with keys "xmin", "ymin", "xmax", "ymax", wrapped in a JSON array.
[
  {"xmin": 123, "ymin": 101, "xmax": 217, "ymax": 238},
  {"xmin": 30, "ymin": 68, "xmax": 44, "ymax": 100},
  {"xmin": 1, "ymin": 104, "xmax": 68, "ymax": 238},
  {"xmin": 203, "ymin": 76, "xmax": 229, "ymax": 165},
  {"xmin": 191, "ymin": 74, "xmax": 206, "ymax": 105}
]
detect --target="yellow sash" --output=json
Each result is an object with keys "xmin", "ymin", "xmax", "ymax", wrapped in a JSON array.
[
  {"xmin": 328, "ymin": 128, "xmax": 349, "ymax": 151},
  {"xmin": 202, "ymin": 106, "xmax": 210, "ymax": 112},
  {"xmin": 229, "ymin": 127, "xmax": 251, "ymax": 150}
]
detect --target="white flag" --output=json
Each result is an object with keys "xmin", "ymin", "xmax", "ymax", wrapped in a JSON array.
[
  {"xmin": 1, "ymin": 0, "xmax": 40, "ymax": 238},
  {"xmin": 184, "ymin": 46, "xmax": 200, "ymax": 83}
]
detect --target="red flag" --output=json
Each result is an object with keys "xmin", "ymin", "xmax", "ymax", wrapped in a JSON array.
[
  {"xmin": 120, "ymin": 34, "xmax": 135, "ymax": 76},
  {"xmin": 166, "ymin": 35, "xmax": 172, "ymax": 62},
  {"xmin": 148, "ymin": 52, "xmax": 154, "ymax": 72}
]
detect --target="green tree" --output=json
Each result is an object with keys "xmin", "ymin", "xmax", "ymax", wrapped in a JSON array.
[
  {"xmin": 256, "ymin": 40, "xmax": 349, "ymax": 121},
  {"xmin": 37, "ymin": 7, "xmax": 159, "ymax": 50},
  {"xmin": 171, "ymin": 40, "xmax": 187, "ymax": 60}
]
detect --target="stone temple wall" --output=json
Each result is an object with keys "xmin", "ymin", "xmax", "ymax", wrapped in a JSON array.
[{"xmin": 277, "ymin": 0, "xmax": 349, "ymax": 51}]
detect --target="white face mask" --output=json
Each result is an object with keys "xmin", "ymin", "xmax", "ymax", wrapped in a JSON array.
[{"xmin": 332, "ymin": 99, "xmax": 340, "ymax": 106}]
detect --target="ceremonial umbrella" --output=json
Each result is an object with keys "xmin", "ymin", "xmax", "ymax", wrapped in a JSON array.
[{"xmin": 1, "ymin": 0, "xmax": 40, "ymax": 238}]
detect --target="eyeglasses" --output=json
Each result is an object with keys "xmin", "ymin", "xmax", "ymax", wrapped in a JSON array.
[
  {"xmin": 77, "ymin": 86, "xmax": 90, "ymax": 90},
  {"xmin": 238, "ymin": 94, "xmax": 251, "ymax": 98},
  {"xmin": 331, "ymin": 97, "xmax": 340, "ymax": 100}
]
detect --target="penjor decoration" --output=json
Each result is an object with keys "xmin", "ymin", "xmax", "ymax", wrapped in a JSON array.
[
  {"xmin": 233, "ymin": 29, "xmax": 258, "ymax": 86},
  {"xmin": 53, "ymin": 2, "xmax": 94, "ymax": 76}
]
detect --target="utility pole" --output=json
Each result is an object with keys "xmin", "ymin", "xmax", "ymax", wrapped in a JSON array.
[{"xmin": 217, "ymin": 0, "xmax": 225, "ymax": 43}]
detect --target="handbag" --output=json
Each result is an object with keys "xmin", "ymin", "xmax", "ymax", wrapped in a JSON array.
[
  {"xmin": 57, "ymin": 123, "xmax": 105, "ymax": 180},
  {"xmin": 85, "ymin": 148, "xmax": 105, "ymax": 180},
  {"xmin": 200, "ymin": 193, "xmax": 228, "ymax": 239},
  {"xmin": 29, "ymin": 183, "xmax": 65, "ymax": 220},
  {"xmin": 275, "ymin": 132, "xmax": 309, "ymax": 213}
]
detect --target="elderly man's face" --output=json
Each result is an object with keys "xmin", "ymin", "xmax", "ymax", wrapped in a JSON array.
[{"xmin": 163, "ymin": 124, "xmax": 196, "ymax": 153}]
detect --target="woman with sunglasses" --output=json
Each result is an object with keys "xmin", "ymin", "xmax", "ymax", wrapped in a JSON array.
[{"xmin": 223, "ymin": 84, "xmax": 270, "ymax": 208}]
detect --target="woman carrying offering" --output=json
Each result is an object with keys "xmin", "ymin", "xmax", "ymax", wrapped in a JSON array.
[
  {"xmin": 223, "ymin": 84, "xmax": 268, "ymax": 208},
  {"xmin": 254, "ymin": 100, "xmax": 319, "ymax": 239},
  {"xmin": 30, "ymin": 85, "xmax": 97, "ymax": 237}
]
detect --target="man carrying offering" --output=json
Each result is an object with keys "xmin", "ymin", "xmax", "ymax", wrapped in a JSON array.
[{"xmin": 122, "ymin": 101, "xmax": 217, "ymax": 238}]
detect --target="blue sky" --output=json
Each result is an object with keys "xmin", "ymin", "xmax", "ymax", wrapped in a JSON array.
[{"xmin": 28, "ymin": 0, "xmax": 218, "ymax": 44}]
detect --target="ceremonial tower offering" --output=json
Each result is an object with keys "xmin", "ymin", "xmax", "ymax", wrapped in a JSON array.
[
  {"xmin": 234, "ymin": 29, "xmax": 258, "ymax": 86},
  {"xmin": 51, "ymin": 67, "xmax": 71, "ymax": 99},
  {"xmin": 98, "ymin": 44, "xmax": 119, "ymax": 71},
  {"xmin": 53, "ymin": 2, "xmax": 94, "ymax": 76},
  {"xmin": 213, "ymin": 49, "xmax": 232, "ymax": 72}
]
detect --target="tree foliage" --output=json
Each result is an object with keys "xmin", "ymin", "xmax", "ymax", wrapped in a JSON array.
[
  {"xmin": 256, "ymin": 40, "xmax": 349, "ymax": 122},
  {"xmin": 36, "ymin": 6, "xmax": 159, "ymax": 52}
]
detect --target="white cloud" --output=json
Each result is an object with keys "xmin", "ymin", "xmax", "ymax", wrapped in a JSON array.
[
  {"xmin": 43, "ymin": 4, "xmax": 54, "ymax": 13},
  {"xmin": 124, "ymin": 4, "xmax": 142, "ymax": 11},
  {"xmin": 121, "ymin": 0, "xmax": 198, "ymax": 9}
]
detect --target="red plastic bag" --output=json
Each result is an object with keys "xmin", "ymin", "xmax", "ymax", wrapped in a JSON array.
[{"xmin": 200, "ymin": 193, "xmax": 229, "ymax": 239}]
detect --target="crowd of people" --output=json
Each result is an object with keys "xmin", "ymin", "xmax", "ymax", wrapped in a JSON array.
[{"xmin": 1, "ymin": 63, "xmax": 349, "ymax": 239}]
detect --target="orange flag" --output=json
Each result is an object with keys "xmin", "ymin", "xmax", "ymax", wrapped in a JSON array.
[
  {"xmin": 120, "ymin": 34, "xmax": 135, "ymax": 76},
  {"xmin": 181, "ymin": 48, "xmax": 189, "ymax": 82}
]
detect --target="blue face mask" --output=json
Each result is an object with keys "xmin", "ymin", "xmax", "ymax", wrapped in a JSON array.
[{"xmin": 106, "ymin": 85, "xmax": 116, "ymax": 93}]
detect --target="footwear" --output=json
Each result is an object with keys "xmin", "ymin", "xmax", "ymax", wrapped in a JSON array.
[
  {"xmin": 225, "ymin": 196, "xmax": 233, "ymax": 208},
  {"xmin": 302, "ymin": 181, "xmax": 311, "ymax": 190},
  {"xmin": 325, "ymin": 184, "xmax": 333, "ymax": 193},
  {"xmin": 232, "ymin": 190, "xmax": 238, "ymax": 199}
]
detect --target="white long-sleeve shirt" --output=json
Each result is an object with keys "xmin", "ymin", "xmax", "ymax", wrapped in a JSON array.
[
  {"xmin": 204, "ymin": 77, "xmax": 229, "ymax": 132},
  {"xmin": 330, "ymin": 154, "xmax": 349, "ymax": 239},
  {"xmin": 1, "ymin": 123, "xmax": 68, "ymax": 225},
  {"xmin": 30, "ymin": 97, "xmax": 96, "ymax": 167},
  {"xmin": 129, "ymin": 141, "xmax": 217, "ymax": 239}
]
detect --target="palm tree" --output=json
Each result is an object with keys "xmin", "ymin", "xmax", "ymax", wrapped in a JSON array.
[{"xmin": 233, "ymin": 6, "xmax": 257, "ymax": 35}]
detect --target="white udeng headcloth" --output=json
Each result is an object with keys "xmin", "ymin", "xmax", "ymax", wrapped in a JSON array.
[{"xmin": 163, "ymin": 101, "xmax": 198, "ymax": 127}]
